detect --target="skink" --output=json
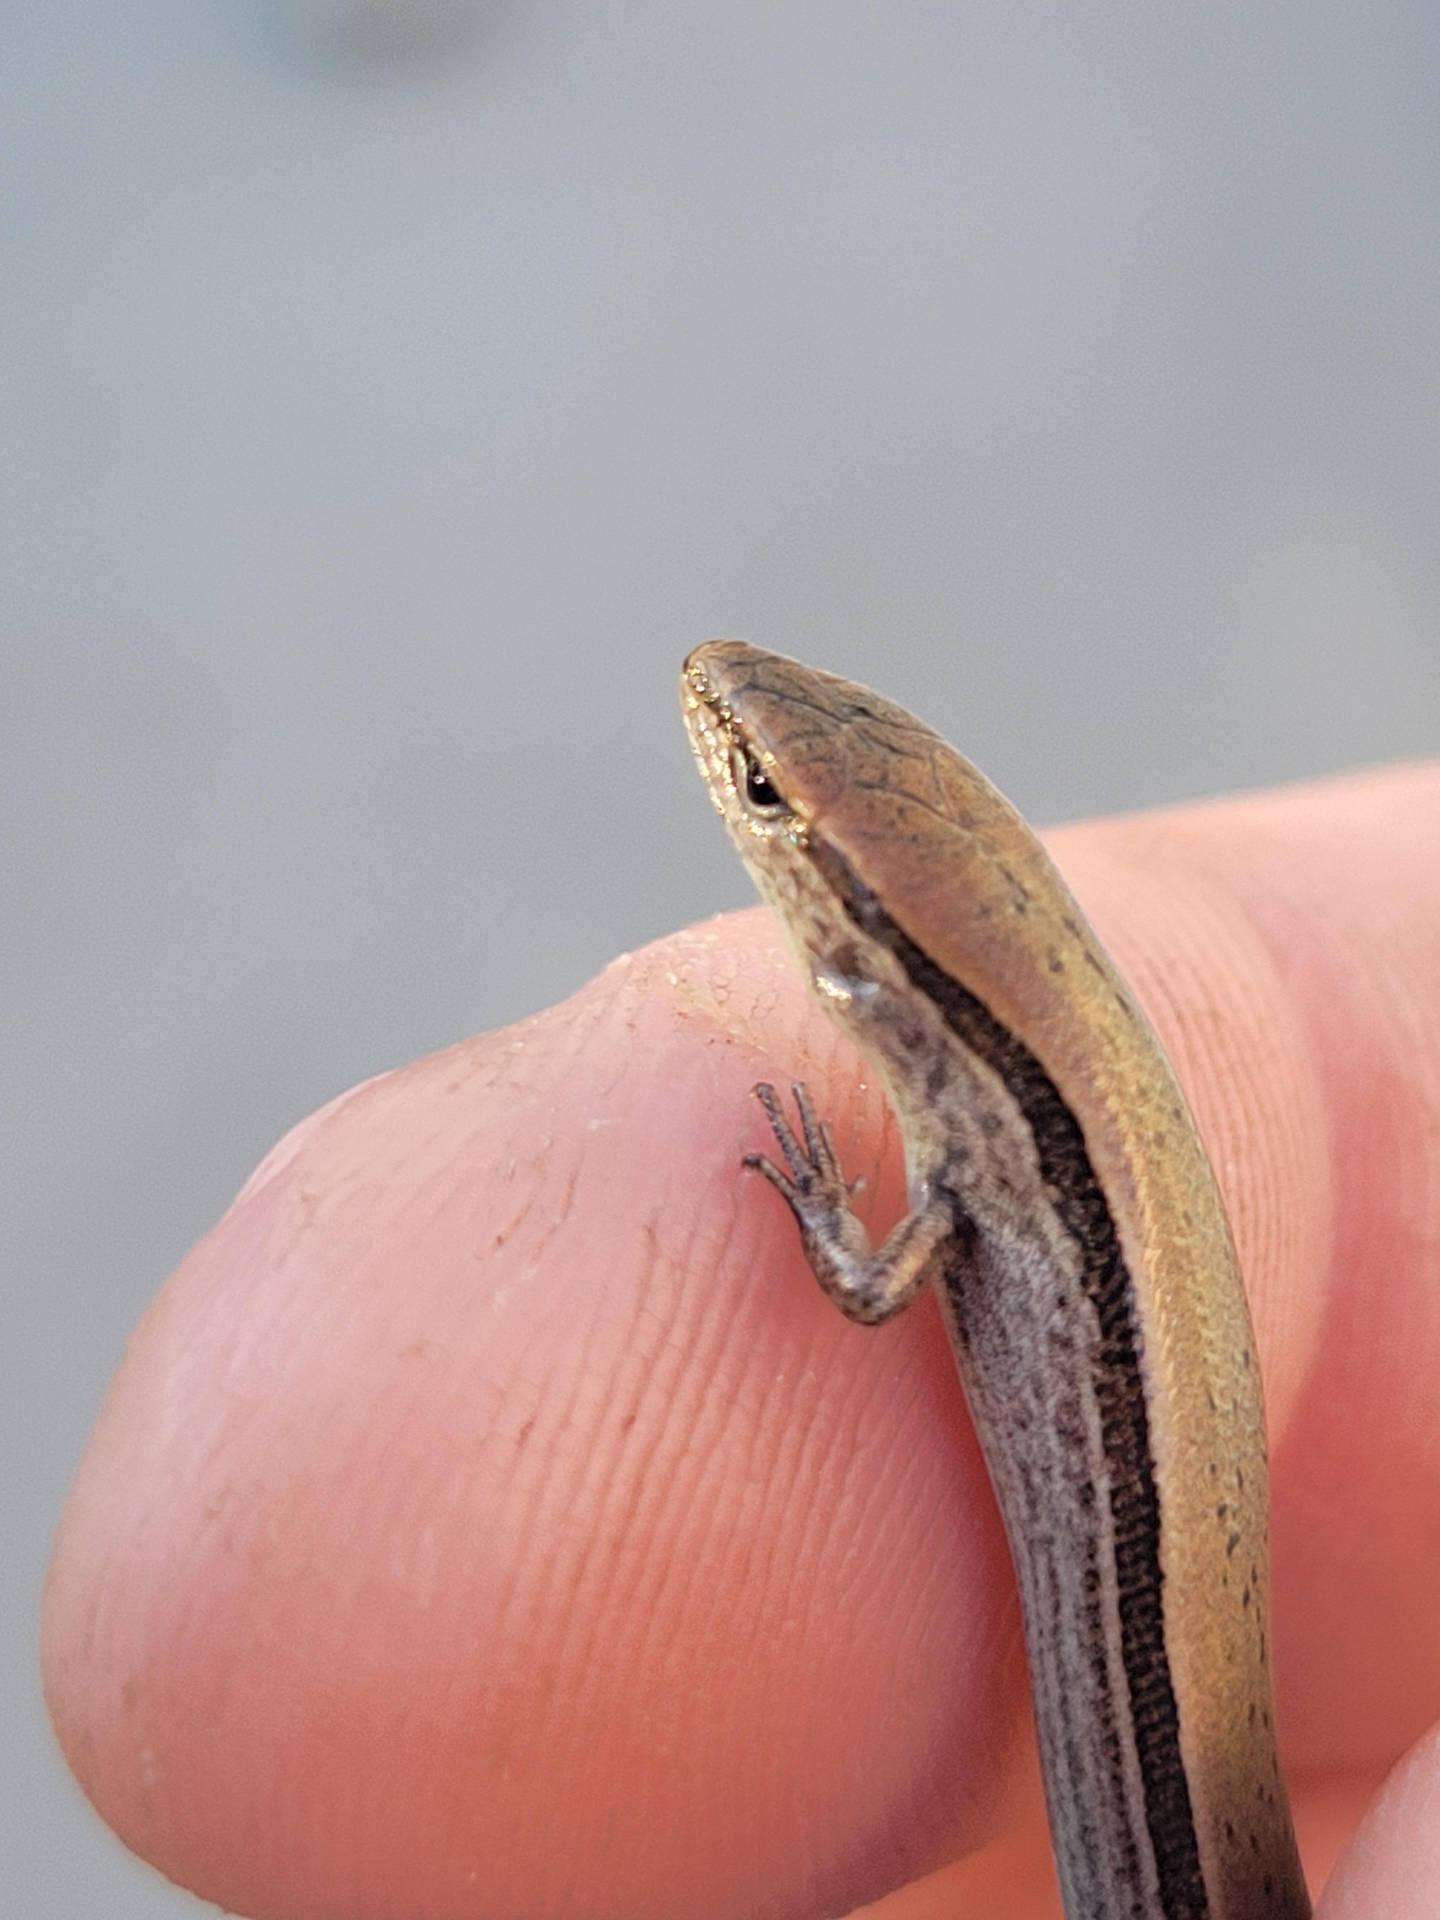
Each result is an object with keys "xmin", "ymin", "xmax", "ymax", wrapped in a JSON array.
[{"xmin": 680, "ymin": 642, "xmax": 1309, "ymax": 1920}]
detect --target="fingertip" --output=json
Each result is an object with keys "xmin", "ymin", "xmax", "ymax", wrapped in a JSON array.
[{"xmin": 43, "ymin": 927, "xmax": 1024, "ymax": 1920}]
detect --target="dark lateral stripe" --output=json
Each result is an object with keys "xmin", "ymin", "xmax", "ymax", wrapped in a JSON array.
[{"xmin": 818, "ymin": 845, "xmax": 1210, "ymax": 1920}]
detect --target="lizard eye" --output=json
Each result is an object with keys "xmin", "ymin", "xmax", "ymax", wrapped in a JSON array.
[{"xmin": 735, "ymin": 747, "xmax": 787, "ymax": 813}]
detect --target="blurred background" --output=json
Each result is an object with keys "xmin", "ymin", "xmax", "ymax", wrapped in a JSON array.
[{"xmin": 5, "ymin": 2, "xmax": 1438, "ymax": 1912}]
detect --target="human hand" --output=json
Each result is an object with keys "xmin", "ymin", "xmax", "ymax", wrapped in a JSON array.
[{"xmin": 42, "ymin": 763, "xmax": 1440, "ymax": 1919}]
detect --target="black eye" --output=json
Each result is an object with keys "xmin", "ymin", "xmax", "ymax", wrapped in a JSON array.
[{"xmin": 742, "ymin": 752, "xmax": 785, "ymax": 811}]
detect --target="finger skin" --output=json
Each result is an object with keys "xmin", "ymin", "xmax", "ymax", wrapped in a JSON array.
[
  {"xmin": 41, "ymin": 763, "xmax": 1440, "ymax": 1920},
  {"xmin": 40, "ymin": 945, "xmax": 1028, "ymax": 1920},
  {"xmin": 1318, "ymin": 1725, "xmax": 1440, "ymax": 1918}
]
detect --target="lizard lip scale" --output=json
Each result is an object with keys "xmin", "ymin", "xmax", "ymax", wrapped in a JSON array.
[{"xmin": 680, "ymin": 642, "xmax": 1310, "ymax": 1920}]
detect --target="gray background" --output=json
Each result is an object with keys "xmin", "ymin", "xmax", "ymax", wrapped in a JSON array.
[{"xmin": 5, "ymin": 2, "xmax": 1438, "ymax": 1913}]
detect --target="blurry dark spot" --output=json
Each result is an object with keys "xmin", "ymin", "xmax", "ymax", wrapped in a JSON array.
[{"xmin": 256, "ymin": 0, "xmax": 512, "ymax": 72}]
